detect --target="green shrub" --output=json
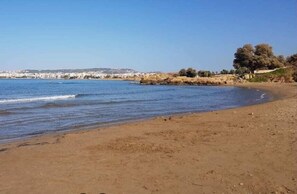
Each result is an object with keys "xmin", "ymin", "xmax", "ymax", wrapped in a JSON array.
[
  {"xmin": 235, "ymin": 67, "xmax": 250, "ymax": 76},
  {"xmin": 186, "ymin": 68, "xmax": 197, "ymax": 77},
  {"xmin": 198, "ymin": 70, "xmax": 211, "ymax": 77},
  {"xmin": 220, "ymin": 69, "xmax": 229, "ymax": 74},
  {"xmin": 249, "ymin": 68, "xmax": 293, "ymax": 82},
  {"xmin": 178, "ymin": 69, "xmax": 187, "ymax": 76},
  {"xmin": 249, "ymin": 76, "xmax": 268, "ymax": 82}
]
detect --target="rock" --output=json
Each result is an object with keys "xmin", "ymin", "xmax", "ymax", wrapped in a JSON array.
[
  {"xmin": 248, "ymin": 112, "xmax": 254, "ymax": 115},
  {"xmin": 239, "ymin": 183, "xmax": 244, "ymax": 186}
]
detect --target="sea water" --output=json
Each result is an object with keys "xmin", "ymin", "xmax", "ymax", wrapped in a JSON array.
[{"xmin": 0, "ymin": 79, "xmax": 270, "ymax": 142}]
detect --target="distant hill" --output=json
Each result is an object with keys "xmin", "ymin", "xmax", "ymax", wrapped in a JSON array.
[{"xmin": 22, "ymin": 68, "xmax": 139, "ymax": 74}]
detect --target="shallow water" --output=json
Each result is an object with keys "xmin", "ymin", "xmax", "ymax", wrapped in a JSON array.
[{"xmin": 0, "ymin": 79, "xmax": 270, "ymax": 142}]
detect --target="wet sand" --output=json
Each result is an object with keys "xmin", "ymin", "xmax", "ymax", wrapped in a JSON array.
[{"xmin": 0, "ymin": 83, "xmax": 296, "ymax": 194}]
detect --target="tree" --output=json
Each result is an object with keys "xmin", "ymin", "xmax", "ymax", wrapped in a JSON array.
[
  {"xmin": 233, "ymin": 44, "xmax": 254, "ymax": 70},
  {"xmin": 233, "ymin": 43, "xmax": 285, "ymax": 72},
  {"xmin": 254, "ymin": 44, "xmax": 273, "ymax": 57},
  {"xmin": 204, "ymin": 71, "xmax": 211, "ymax": 77},
  {"xmin": 277, "ymin": 55, "xmax": 286, "ymax": 65},
  {"xmin": 286, "ymin": 54, "xmax": 297, "ymax": 82},
  {"xmin": 286, "ymin": 54, "xmax": 297, "ymax": 68},
  {"xmin": 268, "ymin": 57, "xmax": 284, "ymax": 69},
  {"xmin": 253, "ymin": 44, "xmax": 284, "ymax": 70},
  {"xmin": 235, "ymin": 67, "xmax": 250, "ymax": 76},
  {"xmin": 186, "ymin": 68, "xmax": 197, "ymax": 77},
  {"xmin": 198, "ymin": 70, "xmax": 211, "ymax": 77},
  {"xmin": 220, "ymin": 69, "xmax": 229, "ymax": 74},
  {"xmin": 252, "ymin": 55, "xmax": 271, "ymax": 70},
  {"xmin": 229, "ymin": 69, "xmax": 235, "ymax": 74},
  {"xmin": 178, "ymin": 68, "xmax": 187, "ymax": 76}
]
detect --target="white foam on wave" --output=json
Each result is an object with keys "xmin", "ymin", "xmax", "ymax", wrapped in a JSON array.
[
  {"xmin": 0, "ymin": 95, "xmax": 76, "ymax": 104},
  {"xmin": 260, "ymin": 93, "xmax": 266, "ymax": 99},
  {"xmin": 255, "ymin": 93, "xmax": 266, "ymax": 101}
]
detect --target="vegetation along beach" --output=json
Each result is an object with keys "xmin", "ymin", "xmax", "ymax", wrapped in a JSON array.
[{"xmin": 0, "ymin": 1, "xmax": 297, "ymax": 194}]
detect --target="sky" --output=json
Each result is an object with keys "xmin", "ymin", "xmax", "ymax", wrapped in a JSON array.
[{"xmin": 0, "ymin": 0, "xmax": 296, "ymax": 72}]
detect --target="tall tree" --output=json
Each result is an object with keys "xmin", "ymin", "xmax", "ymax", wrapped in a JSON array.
[
  {"xmin": 287, "ymin": 54, "xmax": 297, "ymax": 82},
  {"xmin": 254, "ymin": 44, "xmax": 273, "ymax": 57},
  {"xmin": 286, "ymin": 54, "xmax": 297, "ymax": 68},
  {"xmin": 277, "ymin": 55, "xmax": 286, "ymax": 64},
  {"xmin": 233, "ymin": 43, "xmax": 285, "ymax": 72},
  {"xmin": 233, "ymin": 44, "xmax": 254, "ymax": 70}
]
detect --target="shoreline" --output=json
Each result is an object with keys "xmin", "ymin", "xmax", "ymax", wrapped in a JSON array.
[
  {"xmin": 0, "ymin": 83, "xmax": 296, "ymax": 193},
  {"xmin": 0, "ymin": 83, "xmax": 272, "ymax": 145}
]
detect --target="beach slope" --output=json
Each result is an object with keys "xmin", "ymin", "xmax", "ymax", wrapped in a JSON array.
[{"xmin": 0, "ymin": 83, "xmax": 296, "ymax": 193}]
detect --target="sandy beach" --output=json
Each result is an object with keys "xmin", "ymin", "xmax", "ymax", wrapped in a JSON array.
[{"xmin": 0, "ymin": 83, "xmax": 296, "ymax": 194}]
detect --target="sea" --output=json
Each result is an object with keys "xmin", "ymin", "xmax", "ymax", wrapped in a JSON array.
[{"xmin": 0, "ymin": 79, "xmax": 270, "ymax": 142}]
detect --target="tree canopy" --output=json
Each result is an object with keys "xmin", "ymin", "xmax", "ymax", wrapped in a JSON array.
[
  {"xmin": 185, "ymin": 68, "xmax": 197, "ymax": 77},
  {"xmin": 233, "ymin": 44, "xmax": 285, "ymax": 72},
  {"xmin": 220, "ymin": 69, "xmax": 229, "ymax": 74},
  {"xmin": 178, "ymin": 68, "xmax": 187, "ymax": 76},
  {"xmin": 197, "ymin": 70, "xmax": 212, "ymax": 77},
  {"xmin": 178, "ymin": 68, "xmax": 197, "ymax": 77},
  {"xmin": 286, "ymin": 54, "xmax": 297, "ymax": 68},
  {"xmin": 286, "ymin": 53, "xmax": 297, "ymax": 82}
]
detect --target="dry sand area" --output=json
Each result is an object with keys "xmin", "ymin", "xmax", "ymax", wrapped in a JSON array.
[{"xmin": 0, "ymin": 83, "xmax": 296, "ymax": 194}]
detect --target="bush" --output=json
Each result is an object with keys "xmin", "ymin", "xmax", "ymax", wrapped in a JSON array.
[
  {"xmin": 249, "ymin": 68, "xmax": 293, "ymax": 82},
  {"xmin": 178, "ymin": 69, "xmax": 187, "ymax": 76},
  {"xmin": 229, "ymin": 69, "xmax": 235, "ymax": 74},
  {"xmin": 249, "ymin": 76, "xmax": 268, "ymax": 82},
  {"xmin": 185, "ymin": 68, "xmax": 197, "ymax": 77},
  {"xmin": 198, "ymin": 70, "xmax": 211, "ymax": 77},
  {"xmin": 220, "ymin": 69, "xmax": 229, "ymax": 74},
  {"xmin": 235, "ymin": 67, "xmax": 250, "ymax": 76}
]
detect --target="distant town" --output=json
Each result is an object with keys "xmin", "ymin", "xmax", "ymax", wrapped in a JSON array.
[{"xmin": 0, "ymin": 68, "xmax": 151, "ymax": 80}]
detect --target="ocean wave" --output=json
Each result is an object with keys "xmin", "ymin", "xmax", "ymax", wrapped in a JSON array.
[
  {"xmin": 0, "ymin": 95, "xmax": 76, "ymax": 104},
  {"xmin": 255, "ymin": 93, "xmax": 266, "ymax": 101},
  {"xmin": 41, "ymin": 99, "xmax": 151, "ymax": 108},
  {"xmin": 75, "ymin": 93, "xmax": 108, "ymax": 98},
  {"xmin": 75, "ymin": 89, "xmax": 177, "ymax": 98},
  {"xmin": 48, "ymin": 81, "xmax": 80, "ymax": 85},
  {"xmin": 40, "ymin": 102, "xmax": 77, "ymax": 109},
  {"xmin": 260, "ymin": 93, "xmax": 266, "ymax": 99}
]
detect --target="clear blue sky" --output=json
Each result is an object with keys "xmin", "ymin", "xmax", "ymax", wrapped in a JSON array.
[{"xmin": 0, "ymin": 0, "xmax": 296, "ymax": 72}]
